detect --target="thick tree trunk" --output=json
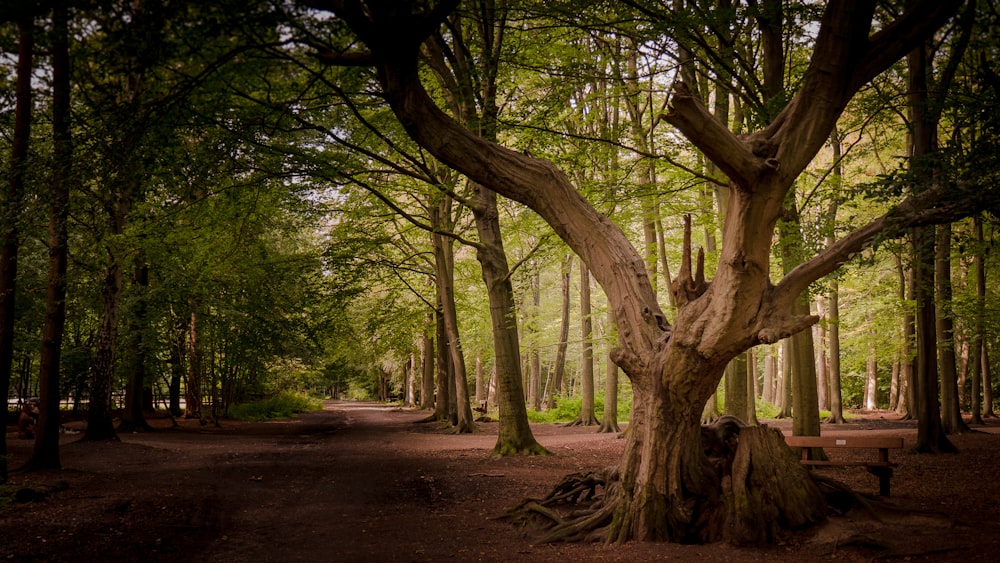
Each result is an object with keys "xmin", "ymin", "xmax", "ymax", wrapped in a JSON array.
[
  {"xmin": 473, "ymin": 186, "xmax": 545, "ymax": 454},
  {"xmin": 433, "ymin": 305, "xmax": 451, "ymax": 422},
  {"xmin": 29, "ymin": 5, "xmax": 71, "ymax": 471},
  {"xmin": 912, "ymin": 226, "xmax": 956, "ymax": 452},
  {"xmin": 0, "ymin": 12, "xmax": 33, "ymax": 483}
]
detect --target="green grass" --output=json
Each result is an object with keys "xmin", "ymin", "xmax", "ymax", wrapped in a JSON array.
[{"xmin": 229, "ymin": 392, "xmax": 323, "ymax": 421}]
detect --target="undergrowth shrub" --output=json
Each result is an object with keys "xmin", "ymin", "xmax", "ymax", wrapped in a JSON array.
[{"xmin": 229, "ymin": 392, "xmax": 323, "ymax": 421}]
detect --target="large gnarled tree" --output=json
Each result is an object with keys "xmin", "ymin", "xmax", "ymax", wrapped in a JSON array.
[{"xmin": 317, "ymin": 0, "xmax": 986, "ymax": 544}]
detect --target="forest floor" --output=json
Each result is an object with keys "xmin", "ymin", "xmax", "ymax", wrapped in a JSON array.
[{"xmin": 2, "ymin": 401, "xmax": 1000, "ymax": 562}]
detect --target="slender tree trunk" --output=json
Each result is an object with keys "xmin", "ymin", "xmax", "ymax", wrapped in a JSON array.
[
  {"xmin": 777, "ymin": 340, "xmax": 792, "ymax": 418},
  {"xmin": 896, "ymin": 253, "xmax": 916, "ymax": 418},
  {"xmin": 970, "ymin": 214, "xmax": 985, "ymax": 424},
  {"xmin": 28, "ymin": 5, "xmax": 69, "ymax": 471},
  {"xmin": 864, "ymin": 312, "xmax": 877, "ymax": 410},
  {"xmin": 547, "ymin": 255, "xmax": 572, "ymax": 410},
  {"xmin": 120, "ymin": 262, "xmax": 152, "ymax": 432},
  {"xmin": 983, "ymin": 344, "xmax": 995, "ymax": 418},
  {"xmin": 185, "ymin": 309, "xmax": 203, "ymax": 420},
  {"xmin": 167, "ymin": 317, "xmax": 185, "ymax": 418},
  {"xmin": 0, "ymin": 11, "xmax": 33, "ymax": 482},
  {"xmin": 936, "ymin": 223, "xmax": 970, "ymax": 433},
  {"xmin": 598, "ymin": 308, "xmax": 621, "ymax": 433},
  {"xmin": 826, "ymin": 281, "xmax": 845, "ymax": 423},
  {"xmin": 825, "ymin": 130, "xmax": 845, "ymax": 423},
  {"xmin": 746, "ymin": 349, "xmax": 759, "ymax": 425},
  {"xmin": 570, "ymin": 265, "xmax": 598, "ymax": 426},
  {"xmin": 762, "ymin": 350, "xmax": 775, "ymax": 404},
  {"xmin": 814, "ymin": 302, "xmax": 828, "ymax": 411},
  {"xmin": 433, "ymin": 219, "xmax": 474, "ymax": 432},
  {"xmin": 420, "ymin": 312, "xmax": 435, "ymax": 410},
  {"xmin": 912, "ymin": 226, "xmax": 956, "ymax": 452},
  {"xmin": 528, "ymin": 270, "xmax": 541, "ymax": 410}
]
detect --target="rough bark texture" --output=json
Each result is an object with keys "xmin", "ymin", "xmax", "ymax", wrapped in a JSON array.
[
  {"xmin": 83, "ymin": 265, "xmax": 124, "ymax": 442},
  {"xmin": 722, "ymin": 427, "xmax": 826, "ymax": 545}
]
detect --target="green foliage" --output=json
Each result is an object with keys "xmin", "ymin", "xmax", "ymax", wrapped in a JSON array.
[
  {"xmin": 228, "ymin": 392, "xmax": 323, "ymax": 422},
  {"xmin": 755, "ymin": 398, "xmax": 781, "ymax": 420},
  {"xmin": 526, "ymin": 394, "xmax": 632, "ymax": 424}
]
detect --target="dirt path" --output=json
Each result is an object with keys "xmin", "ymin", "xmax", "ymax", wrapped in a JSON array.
[{"xmin": 3, "ymin": 402, "xmax": 1000, "ymax": 561}]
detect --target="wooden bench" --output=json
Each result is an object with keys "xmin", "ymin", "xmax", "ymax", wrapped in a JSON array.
[{"xmin": 784, "ymin": 435, "xmax": 904, "ymax": 496}]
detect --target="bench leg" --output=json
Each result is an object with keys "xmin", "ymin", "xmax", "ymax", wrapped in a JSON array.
[{"xmin": 867, "ymin": 466, "xmax": 893, "ymax": 496}]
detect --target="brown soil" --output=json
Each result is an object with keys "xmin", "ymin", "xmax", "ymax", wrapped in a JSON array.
[{"xmin": 2, "ymin": 401, "xmax": 999, "ymax": 562}]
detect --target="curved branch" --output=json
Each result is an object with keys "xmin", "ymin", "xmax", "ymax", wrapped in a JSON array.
[
  {"xmin": 332, "ymin": 1, "xmax": 668, "ymax": 362},
  {"xmin": 661, "ymin": 82, "xmax": 768, "ymax": 190},
  {"xmin": 772, "ymin": 179, "xmax": 1000, "ymax": 312}
]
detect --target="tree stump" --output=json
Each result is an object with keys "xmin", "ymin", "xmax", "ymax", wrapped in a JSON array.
[{"xmin": 722, "ymin": 425, "xmax": 826, "ymax": 545}]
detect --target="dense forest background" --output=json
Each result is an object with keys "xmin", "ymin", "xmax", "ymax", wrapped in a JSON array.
[{"xmin": 2, "ymin": 0, "xmax": 999, "ymax": 476}]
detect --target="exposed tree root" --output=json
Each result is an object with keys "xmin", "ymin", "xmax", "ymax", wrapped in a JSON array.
[
  {"xmin": 562, "ymin": 415, "xmax": 599, "ymax": 427},
  {"xmin": 596, "ymin": 420, "xmax": 621, "ymax": 433},
  {"xmin": 498, "ymin": 469, "xmax": 617, "ymax": 542},
  {"xmin": 499, "ymin": 422, "xmax": 953, "ymax": 547},
  {"xmin": 491, "ymin": 441, "xmax": 550, "ymax": 457}
]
